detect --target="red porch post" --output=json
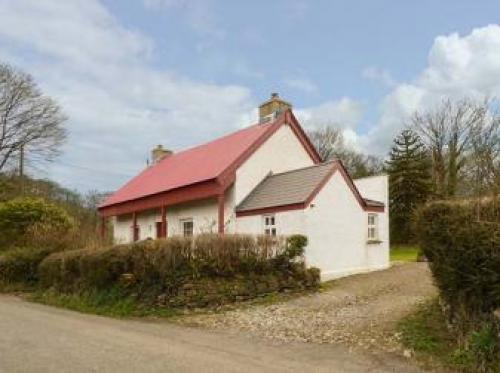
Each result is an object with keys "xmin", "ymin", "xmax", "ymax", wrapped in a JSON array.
[
  {"xmin": 217, "ymin": 193, "xmax": 225, "ymax": 234},
  {"xmin": 161, "ymin": 205, "xmax": 167, "ymax": 238},
  {"xmin": 132, "ymin": 212, "xmax": 138, "ymax": 241}
]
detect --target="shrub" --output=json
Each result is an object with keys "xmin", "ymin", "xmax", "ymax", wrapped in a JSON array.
[
  {"xmin": 0, "ymin": 197, "xmax": 75, "ymax": 249},
  {"xmin": 416, "ymin": 197, "xmax": 499, "ymax": 371},
  {"xmin": 39, "ymin": 234, "xmax": 318, "ymax": 307},
  {"xmin": 0, "ymin": 247, "xmax": 56, "ymax": 285}
]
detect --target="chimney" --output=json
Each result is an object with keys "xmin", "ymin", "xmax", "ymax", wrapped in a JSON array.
[
  {"xmin": 258, "ymin": 93, "xmax": 292, "ymax": 123},
  {"xmin": 151, "ymin": 144, "xmax": 172, "ymax": 164}
]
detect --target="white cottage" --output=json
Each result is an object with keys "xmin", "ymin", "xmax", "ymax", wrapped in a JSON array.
[{"xmin": 99, "ymin": 94, "xmax": 389, "ymax": 280}]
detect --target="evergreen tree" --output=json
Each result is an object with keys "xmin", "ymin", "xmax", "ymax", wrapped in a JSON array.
[{"xmin": 387, "ymin": 129, "xmax": 431, "ymax": 243}]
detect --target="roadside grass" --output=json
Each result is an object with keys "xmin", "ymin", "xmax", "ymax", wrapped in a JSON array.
[
  {"xmin": 29, "ymin": 288, "xmax": 180, "ymax": 319},
  {"xmin": 390, "ymin": 245, "xmax": 420, "ymax": 262},
  {"xmin": 398, "ymin": 298, "xmax": 499, "ymax": 372}
]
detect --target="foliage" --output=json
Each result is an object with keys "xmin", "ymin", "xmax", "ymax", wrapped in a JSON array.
[
  {"xmin": 30, "ymin": 287, "xmax": 179, "ymax": 318},
  {"xmin": 39, "ymin": 234, "xmax": 319, "ymax": 308},
  {"xmin": 386, "ymin": 129, "xmax": 431, "ymax": 243},
  {"xmin": 0, "ymin": 246, "xmax": 57, "ymax": 285},
  {"xmin": 416, "ymin": 198, "xmax": 499, "ymax": 371},
  {"xmin": 400, "ymin": 300, "xmax": 500, "ymax": 372},
  {"xmin": 0, "ymin": 197, "xmax": 75, "ymax": 249}
]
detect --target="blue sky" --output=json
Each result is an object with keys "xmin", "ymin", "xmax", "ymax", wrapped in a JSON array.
[{"xmin": 1, "ymin": 1, "xmax": 500, "ymax": 192}]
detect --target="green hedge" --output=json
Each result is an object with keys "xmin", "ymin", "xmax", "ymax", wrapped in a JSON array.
[
  {"xmin": 0, "ymin": 247, "xmax": 56, "ymax": 285},
  {"xmin": 39, "ymin": 234, "xmax": 320, "ymax": 307},
  {"xmin": 416, "ymin": 198, "xmax": 499, "ymax": 370}
]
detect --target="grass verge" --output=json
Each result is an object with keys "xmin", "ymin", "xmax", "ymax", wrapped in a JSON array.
[
  {"xmin": 390, "ymin": 245, "xmax": 420, "ymax": 262},
  {"xmin": 29, "ymin": 288, "xmax": 180, "ymax": 318},
  {"xmin": 398, "ymin": 298, "xmax": 499, "ymax": 372}
]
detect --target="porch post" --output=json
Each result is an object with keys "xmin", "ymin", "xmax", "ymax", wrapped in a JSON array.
[
  {"xmin": 100, "ymin": 217, "xmax": 106, "ymax": 239},
  {"xmin": 161, "ymin": 205, "xmax": 167, "ymax": 238},
  {"xmin": 217, "ymin": 193, "xmax": 224, "ymax": 234},
  {"xmin": 132, "ymin": 212, "xmax": 138, "ymax": 241}
]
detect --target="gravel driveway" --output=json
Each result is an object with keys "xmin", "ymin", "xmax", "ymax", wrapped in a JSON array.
[{"xmin": 179, "ymin": 263, "xmax": 436, "ymax": 352}]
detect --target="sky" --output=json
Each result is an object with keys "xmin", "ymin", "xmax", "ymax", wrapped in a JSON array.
[{"xmin": 1, "ymin": 0, "xmax": 500, "ymax": 192}]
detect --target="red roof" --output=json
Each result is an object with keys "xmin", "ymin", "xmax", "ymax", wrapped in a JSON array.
[{"xmin": 100, "ymin": 110, "xmax": 320, "ymax": 209}]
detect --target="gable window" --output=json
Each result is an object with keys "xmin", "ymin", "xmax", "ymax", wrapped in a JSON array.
[
  {"xmin": 181, "ymin": 219, "xmax": 194, "ymax": 237},
  {"xmin": 263, "ymin": 215, "xmax": 276, "ymax": 236},
  {"xmin": 367, "ymin": 213, "xmax": 378, "ymax": 241}
]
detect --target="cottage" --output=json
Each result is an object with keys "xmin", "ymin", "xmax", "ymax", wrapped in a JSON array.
[{"xmin": 98, "ymin": 94, "xmax": 389, "ymax": 280}]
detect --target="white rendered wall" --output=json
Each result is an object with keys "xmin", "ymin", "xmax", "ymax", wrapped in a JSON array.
[
  {"xmin": 235, "ymin": 171, "xmax": 390, "ymax": 281},
  {"xmin": 234, "ymin": 124, "xmax": 314, "ymax": 206},
  {"xmin": 354, "ymin": 175, "xmax": 390, "ymax": 269}
]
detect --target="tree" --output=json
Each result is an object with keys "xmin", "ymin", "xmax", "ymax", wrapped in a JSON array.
[
  {"xmin": 0, "ymin": 63, "xmax": 67, "ymax": 172},
  {"xmin": 308, "ymin": 125, "xmax": 384, "ymax": 178},
  {"xmin": 386, "ymin": 129, "xmax": 431, "ymax": 243},
  {"xmin": 412, "ymin": 99, "xmax": 489, "ymax": 198}
]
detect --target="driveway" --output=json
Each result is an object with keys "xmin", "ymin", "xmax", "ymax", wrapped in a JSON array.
[
  {"xmin": 0, "ymin": 294, "xmax": 421, "ymax": 372},
  {"xmin": 180, "ymin": 263, "xmax": 436, "ymax": 350}
]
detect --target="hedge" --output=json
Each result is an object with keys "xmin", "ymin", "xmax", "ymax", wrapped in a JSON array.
[
  {"xmin": 416, "ymin": 197, "xmax": 499, "ymax": 370},
  {"xmin": 0, "ymin": 247, "xmax": 56, "ymax": 285},
  {"xmin": 39, "ymin": 234, "xmax": 320, "ymax": 307}
]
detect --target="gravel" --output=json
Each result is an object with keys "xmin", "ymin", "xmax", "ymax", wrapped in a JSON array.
[{"xmin": 178, "ymin": 263, "xmax": 436, "ymax": 352}]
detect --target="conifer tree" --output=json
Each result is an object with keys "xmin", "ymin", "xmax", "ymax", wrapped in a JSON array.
[{"xmin": 387, "ymin": 129, "xmax": 431, "ymax": 243}]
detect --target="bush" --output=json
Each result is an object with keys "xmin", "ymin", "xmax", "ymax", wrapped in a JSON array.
[
  {"xmin": 0, "ymin": 197, "xmax": 75, "ymax": 249},
  {"xmin": 0, "ymin": 247, "xmax": 56, "ymax": 285},
  {"xmin": 416, "ymin": 198, "xmax": 499, "ymax": 371},
  {"xmin": 39, "ymin": 234, "xmax": 319, "ymax": 307}
]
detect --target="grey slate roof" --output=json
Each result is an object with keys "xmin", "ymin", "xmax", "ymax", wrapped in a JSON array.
[{"xmin": 236, "ymin": 161, "xmax": 336, "ymax": 212}]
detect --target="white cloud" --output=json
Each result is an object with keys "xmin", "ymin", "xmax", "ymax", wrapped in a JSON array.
[
  {"xmin": 0, "ymin": 0, "xmax": 252, "ymax": 191},
  {"xmin": 361, "ymin": 66, "xmax": 396, "ymax": 88},
  {"xmin": 364, "ymin": 24, "xmax": 500, "ymax": 155},
  {"xmin": 283, "ymin": 76, "xmax": 318, "ymax": 94},
  {"xmin": 295, "ymin": 98, "xmax": 364, "ymax": 130}
]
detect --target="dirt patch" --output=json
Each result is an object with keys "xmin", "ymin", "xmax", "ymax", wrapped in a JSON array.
[{"xmin": 178, "ymin": 263, "xmax": 437, "ymax": 353}]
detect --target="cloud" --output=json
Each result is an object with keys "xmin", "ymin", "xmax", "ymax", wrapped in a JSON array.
[
  {"xmin": 283, "ymin": 76, "xmax": 318, "ymax": 94},
  {"xmin": 364, "ymin": 24, "xmax": 500, "ymax": 155},
  {"xmin": 0, "ymin": 0, "xmax": 252, "ymax": 191},
  {"xmin": 361, "ymin": 66, "xmax": 396, "ymax": 88},
  {"xmin": 295, "ymin": 98, "xmax": 364, "ymax": 130}
]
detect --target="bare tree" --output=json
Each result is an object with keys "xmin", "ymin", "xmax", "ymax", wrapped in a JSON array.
[
  {"xmin": 308, "ymin": 125, "xmax": 344, "ymax": 161},
  {"xmin": 308, "ymin": 124, "xmax": 384, "ymax": 178},
  {"xmin": 412, "ymin": 99, "xmax": 491, "ymax": 198},
  {"xmin": 0, "ymin": 63, "xmax": 67, "ymax": 172}
]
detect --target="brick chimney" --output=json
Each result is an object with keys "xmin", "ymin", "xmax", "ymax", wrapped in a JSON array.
[
  {"xmin": 151, "ymin": 144, "xmax": 172, "ymax": 164},
  {"xmin": 258, "ymin": 93, "xmax": 292, "ymax": 123}
]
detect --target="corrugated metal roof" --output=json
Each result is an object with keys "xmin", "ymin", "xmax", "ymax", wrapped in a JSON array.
[{"xmin": 236, "ymin": 161, "xmax": 337, "ymax": 212}]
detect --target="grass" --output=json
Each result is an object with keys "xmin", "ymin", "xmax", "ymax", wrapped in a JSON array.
[
  {"xmin": 390, "ymin": 245, "xmax": 420, "ymax": 262},
  {"xmin": 29, "ymin": 288, "xmax": 180, "ymax": 318},
  {"xmin": 398, "ymin": 298, "xmax": 499, "ymax": 372}
]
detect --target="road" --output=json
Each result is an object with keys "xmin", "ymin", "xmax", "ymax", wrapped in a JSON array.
[{"xmin": 0, "ymin": 295, "xmax": 420, "ymax": 372}]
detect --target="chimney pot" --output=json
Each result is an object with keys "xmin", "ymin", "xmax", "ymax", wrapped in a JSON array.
[
  {"xmin": 151, "ymin": 144, "xmax": 173, "ymax": 164},
  {"xmin": 258, "ymin": 92, "xmax": 292, "ymax": 123}
]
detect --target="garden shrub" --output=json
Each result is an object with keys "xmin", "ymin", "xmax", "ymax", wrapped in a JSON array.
[
  {"xmin": 416, "ymin": 197, "xmax": 499, "ymax": 371},
  {"xmin": 39, "ymin": 234, "xmax": 319, "ymax": 307},
  {"xmin": 0, "ymin": 246, "xmax": 56, "ymax": 284},
  {"xmin": 0, "ymin": 197, "xmax": 75, "ymax": 249}
]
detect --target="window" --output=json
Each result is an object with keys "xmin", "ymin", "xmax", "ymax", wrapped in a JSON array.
[
  {"xmin": 263, "ymin": 215, "xmax": 276, "ymax": 236},
  {"xmin": 367, "ymin": 213, "xmax": 378, "ymax": 240},
  {"xmin": 155, "ymin": 222, "xmax": 163, "ymax": 239},
  {"xmin": 181, "ymin": 219, "xmax": 194, "ymax": 237}
]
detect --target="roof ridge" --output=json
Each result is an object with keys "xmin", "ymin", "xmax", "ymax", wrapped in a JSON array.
[{"xmin": 267, "ymin": 159, "xmax": 338, "ymax": 178}]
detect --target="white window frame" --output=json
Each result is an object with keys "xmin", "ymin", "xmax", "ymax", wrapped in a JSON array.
[
  {"xmin": 263, "ymin": 215, "xmax": 277, "ymax": 236},
  {"xmin": 367, "ymin": 213, "xmax": 379, "ymax": 241},
  {"xmin": 180, "ymin": 218, "xmax": 194, "ymax": 237}
]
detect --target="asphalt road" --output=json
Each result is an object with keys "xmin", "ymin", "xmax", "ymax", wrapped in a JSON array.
[{"xmin": 0, "ymin": 295, "xmax": 421, "ymax": 372}]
